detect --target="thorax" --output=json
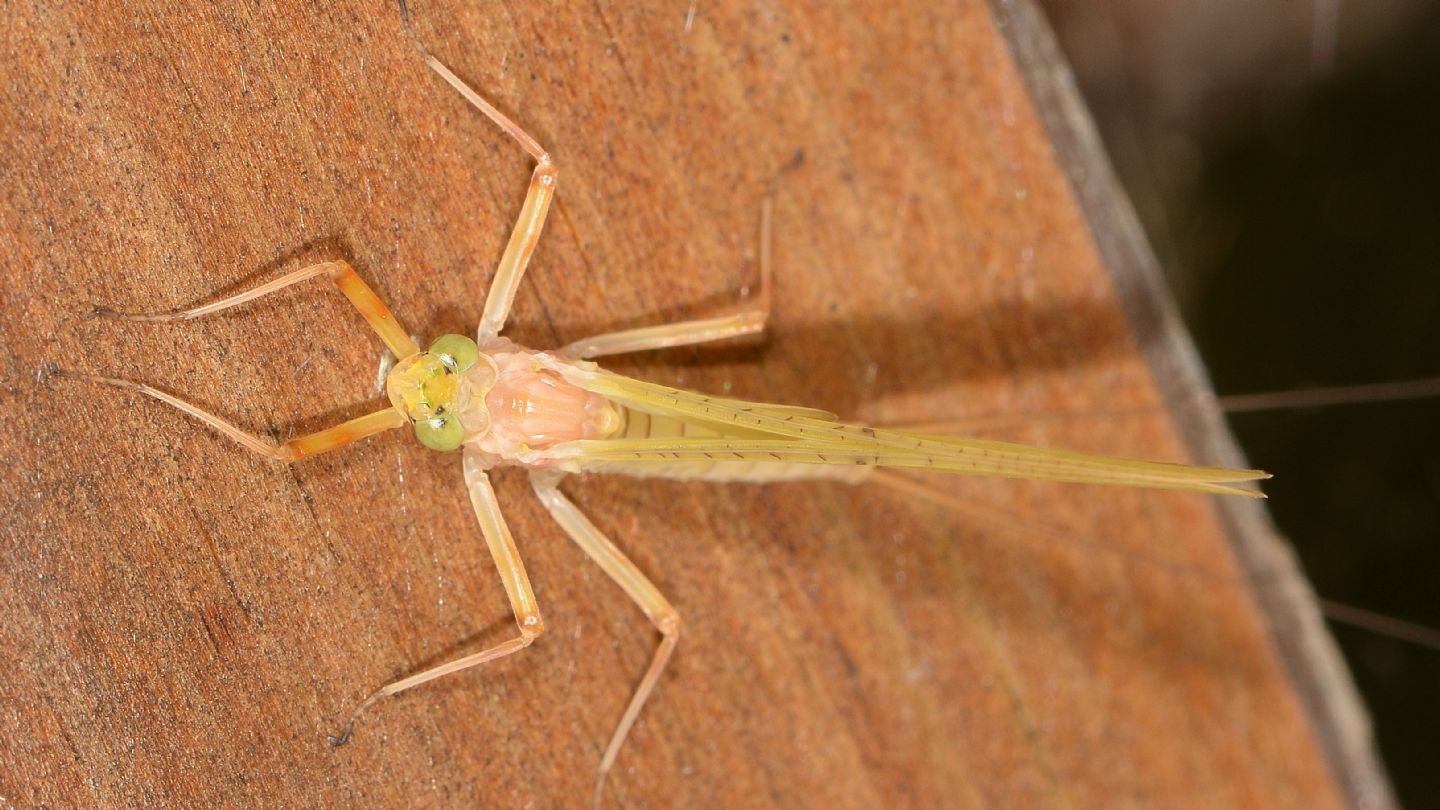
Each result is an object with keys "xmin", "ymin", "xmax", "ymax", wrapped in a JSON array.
[{"xmin": 466, "ymin": 343, "xmax": 622, "ymax": 467}]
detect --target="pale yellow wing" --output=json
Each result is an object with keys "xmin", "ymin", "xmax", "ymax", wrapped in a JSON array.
[{"xmin": 560, "ymin": 370, "xmax": 1269, "ymax": 497}]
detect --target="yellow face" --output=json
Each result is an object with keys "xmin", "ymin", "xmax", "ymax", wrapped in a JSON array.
[{"xmin": 386, "ymin": 334, "xmax": 494, "ymax": 451}]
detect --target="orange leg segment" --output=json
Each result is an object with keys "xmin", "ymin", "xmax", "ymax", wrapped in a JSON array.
[
  {"xmin": 56, "ymin": 372, "xmax": 407, "ymax": 462},
  {"xmin": 89, "ymin": 259, "xmax": 420, "ymax": 360},
  {"xmin": 278, "ymin": 408, "xmax": 410, "ymax": 461}
]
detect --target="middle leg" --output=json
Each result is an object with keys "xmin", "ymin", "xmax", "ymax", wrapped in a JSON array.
[
  {"xmin": 421, "ymin": 54, "xmax": 558, "ymax": 340},
  {"xmin": 331, "ymin": 450, "xmax": 545, "ymax": 742}
]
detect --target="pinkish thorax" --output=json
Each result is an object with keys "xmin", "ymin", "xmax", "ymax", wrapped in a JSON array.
[{"xmin": 471, "ymin": 350, "xmax": 619, "ymax": 461}]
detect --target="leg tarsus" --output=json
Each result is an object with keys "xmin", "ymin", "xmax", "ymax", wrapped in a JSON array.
[
  {"xmin": 56, "ymin": 371, "xmax": 286, "ymax": 458},
  {"xmin": 327, "ymin": 686, "xmax": 389, "ymax": 748},
  {"xmin": 325, "ymin": 691, "xmax": 371, "ymax": 749},
  {"xmin": 422, "ymin": 55, "xmax": 549, "ymax": 163},
  {"xmin": 593, "ymin": 622, "xmax": 680, "ymax": 809},
  {"xmin": 327, "ymin": 724, "xmax": 352, "ymax": 747},
  {"xmin": 330, "ymin": 626, "xmax": 542, "ymax": 747}
]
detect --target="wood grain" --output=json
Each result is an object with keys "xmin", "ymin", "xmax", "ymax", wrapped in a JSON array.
[{"xmin": 0, "ymin": 1, "xmax": 1350, "ymax": 807}]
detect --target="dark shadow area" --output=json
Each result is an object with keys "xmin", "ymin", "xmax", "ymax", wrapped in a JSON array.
[
  {"xmin": 526, "ymin": 291, "xmax": 1138, "ymax": 418},
  {"xmin": 1182, "ymin": 12, "xmax": 1440, "ymax": 806}
]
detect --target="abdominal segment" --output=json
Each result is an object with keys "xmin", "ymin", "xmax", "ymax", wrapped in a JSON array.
[{"xmin": 602, "ymin": 407, "xmax": 872, "ymax": 483}]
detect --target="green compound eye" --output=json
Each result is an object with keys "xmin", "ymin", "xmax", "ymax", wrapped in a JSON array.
[
  {"xmin": 413, "ymin": 413, "xmax": 465, "ymax": 451},
  {"xmin": 428, "ymin": 334, "xmax": 479, "ymax": 373}
]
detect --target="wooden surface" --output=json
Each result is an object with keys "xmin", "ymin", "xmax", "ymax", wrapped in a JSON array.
[
  {"xmin": 996, "ymin": 3, "xmax": 1394, "ymax": 808},
  {"xmin": 0, "ymin": 2, "xmax": 1351, "ymax": 807}
]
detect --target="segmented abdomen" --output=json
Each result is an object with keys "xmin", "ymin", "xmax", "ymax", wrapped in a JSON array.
[{"xmin": 603, "ymin": 405, "xmax": 871, "ymax": 483}]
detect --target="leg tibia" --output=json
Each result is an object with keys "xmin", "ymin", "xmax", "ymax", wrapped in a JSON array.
[
  {"xmin": 89, "ymin": 260, "xmax": 420, "ymax": 359},
  {"xmin": 558, "ymin": 195, "xmax": 774, "ymax": 359},
  {"xmin": 331, "ymin": 455, "xmax": 545, "ymax": 745},
  {"xmin": 529, "ymin": 472, "xmax": 681, "ymax": 808},
  {"xmin": 57, "ymin": 372, "xmax": 406, "ymax": 462}
]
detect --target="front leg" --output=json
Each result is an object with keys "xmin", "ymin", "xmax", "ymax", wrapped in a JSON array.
[
  {"xmin": 71, "ymin": 259, "xmax": 417, "ymax": 460},
  {"xmin": 89, "ymin": 259, "xmax": 420, "ymax": 360}
]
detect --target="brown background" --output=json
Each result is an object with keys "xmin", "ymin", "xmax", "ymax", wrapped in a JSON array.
[{"xmin": 0, "ymin": 1, "xmax": 1352, "ymax": 807}]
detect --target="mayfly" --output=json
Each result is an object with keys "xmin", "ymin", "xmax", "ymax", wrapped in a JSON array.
[{"xmin": 65, "ymin": 52, "xmax": 1269, "ymax": 806}]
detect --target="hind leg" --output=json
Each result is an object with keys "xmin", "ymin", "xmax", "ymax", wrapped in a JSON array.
[{"xmin": 558, "ymin": 197, "xmax": 775, "ymax": 359}]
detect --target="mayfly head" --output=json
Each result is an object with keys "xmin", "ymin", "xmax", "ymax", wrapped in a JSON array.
[{"xmin": 385, "ymin": 334, "xmax": 497, "ymax": 451}]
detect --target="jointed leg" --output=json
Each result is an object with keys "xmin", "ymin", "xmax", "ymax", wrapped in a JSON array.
[
  {"xmin": 528, "ymin": 471, "xmax": 680, "ymax": 808},
  {"xmin": 331, "ymin": 450, "xmax": 545, "ymax": 743},
  {"xmin": 558, "ymin": 197, "xmax": 774, "ymax": 359},
  {"xmin": 75, "ymin": 258, "xmax": 417, "ymax": 459},
  {"xmin": 57, "ymin": 372, "xmax": 407, "ymax": 461},
  {"xmin": 421, "ymin": 55, "xmax": 558, "ymax": 339},
  {"xmin": 89, "ymin": 260, "xmax": 420, "ymax": 360}
]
